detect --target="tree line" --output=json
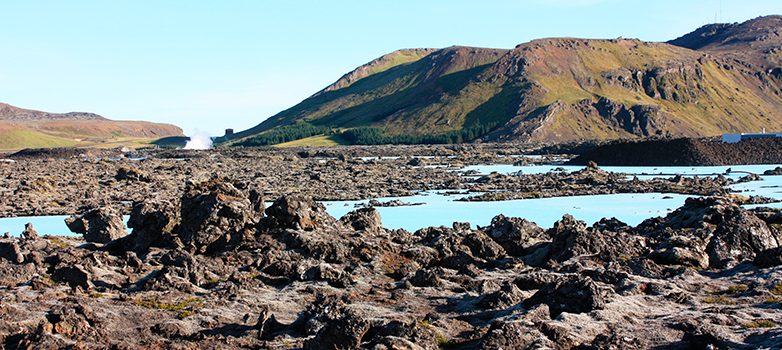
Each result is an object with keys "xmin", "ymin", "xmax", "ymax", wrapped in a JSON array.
[
  {"xmin": 234, "ymin": 121, "xmax": 498, "ymax": 147},
  {"xmin": 233, "ymin": 123, "xmax": 337, "ymax": 147}
]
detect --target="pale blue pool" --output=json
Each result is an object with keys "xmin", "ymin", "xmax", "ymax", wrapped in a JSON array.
[
  {"xmin": 0, "ymin": 216, "xmax": 131, "ymax": 237},
  {"xmin": 2, "ymin": 164, "xmax": 781, "ymax": 236},
  {"xmin": 323, "ymin": 191, "xmax": 690, "ymax": 231}
]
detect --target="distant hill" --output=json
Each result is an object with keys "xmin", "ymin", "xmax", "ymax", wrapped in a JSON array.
[
  {"xmin": 0, "ymin": 103, "xmax": 183, "ymax": 150},
  {"xmin": 226, "ymin": 15, "xmax": 782, "ymax": 146}
]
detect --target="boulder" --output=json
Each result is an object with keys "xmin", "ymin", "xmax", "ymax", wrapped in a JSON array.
[
  {"xmin": 0, "ymin": 240, "xmax": 24, "ymax": 264},
  {"xmin": 365, "ymin": 320, "xmax": 439, "ymax": 350},
  {"xmin": 115, "ymin": 166, "xmax": 150, "ymax": 182},
  {"xmin": 706, "ymin": 209, "xmax": 779, "ymax": 269},
  {"xmin": 753, "ymin": 247, "xmax": 782, "ymax": 267},
  {"xmin": 649, "ymin": 232, "xmax": 710, "ymax": 268},
  {"xmin": 179, "ymin": 178, "xmax": 258, "ymax": 254},
  {"xmin": 21, "ymin": 223, "xmax": 38, "ymax": 241},
  {"xmin": 152, "ymin": 320, "xmax": 197, "ymax": 338},
  {"xmin": 65, "ymin": 207, "xmax": 127, "ymax": 243},
  {"xmin": 522, "ymin": 276, "xmax": 605, "ymax": 317},
  {"xmin": 410, "ymin": 268, "xmax": 443, "ymax": 288},
  {"xmin": 415, "ymin": 226, "xmax": 505, "ymax": 268},
  {"xmin": 255, "ymin": 307, "xmax": 288, "ymax": 340},
  {"xmin": 303, "ymin": 264, "xmax": 355, "ymax": 288},
  {"xmin": 124, "ymin": 200, "xmax": 180, "ymax": 253},
  {"xmin": 303, "ymin": 310, "xmax": 369, "ymax": 350},
  {"xmin": 477, "ymin": 320, "xmax": 552, "ymax": 350},
  {"xmin": 264, "ymin": 195, "xmax": 335, "ymax": 231},
  {"xmin": 477, "ymin": 281, "xmax": 524, "ymax": 310},
  {"xmin": 546, "ymin": 215, "xmax": 645, "ymax": 263},
  {"xmin": 339, "ymin": 208, "xmax": 384, "ymax": 233},
  {"xmin": 483, "ymin": 214, "xmax": 547, "ymax": 256},
  {"xmin": 51, "ymin": 265, "xmax": 93, "ymax": 290}
]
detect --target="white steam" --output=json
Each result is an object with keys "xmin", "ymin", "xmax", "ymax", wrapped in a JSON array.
[{"xmin": 184, "ymin": 131, "xmax": 214, "ymax": 150}]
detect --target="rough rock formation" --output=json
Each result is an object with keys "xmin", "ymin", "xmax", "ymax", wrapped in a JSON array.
[
  {"xmin": 65, "ymin": 207, "xmax": 127, "ymax": 243},
  {"xmin": 179, "ymin": 178, "xmax": 260, "ymax": 254}
]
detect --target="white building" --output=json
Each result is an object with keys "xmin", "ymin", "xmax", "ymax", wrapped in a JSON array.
[{"xmin": 722, "ymin": 132, "xmax": 782, "ymax": 143}]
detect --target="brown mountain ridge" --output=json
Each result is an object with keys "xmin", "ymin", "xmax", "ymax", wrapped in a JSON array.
[
  {"xmin": 227, "ymin": 15, "xmax": 782, "ymax": 146},
  {"xmin": 0, "ymin": 102, "xmax": 183, "ymax": 150}
]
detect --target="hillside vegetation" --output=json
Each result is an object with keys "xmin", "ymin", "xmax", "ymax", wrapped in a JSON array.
[{"xmin": 226, "ymin": 15, "xmax": 782, "ymax": 146}]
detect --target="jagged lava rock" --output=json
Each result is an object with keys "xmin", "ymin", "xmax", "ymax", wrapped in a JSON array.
[
  {"xmin": 522, "ymin": 276, "xmax": 605, "ymax": 316},
  {"xmin": 123, "ymin": 199, "xmax": 181, "ymax": 253},
  {"xmin": 263, "ymin": 194, "xmax": 336, "ymax": 231},
  {"xmin": 65, "ymin": 207, "xmax": 127, "ymax": 243},
  {"xmin": 179, "ymin": 178, "xmax": 260, "ymax": 254}
]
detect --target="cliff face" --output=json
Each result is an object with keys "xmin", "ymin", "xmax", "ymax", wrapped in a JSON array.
[{"xmin": 231, "ymin": 16, "xmax": 782, "ymax": 145}]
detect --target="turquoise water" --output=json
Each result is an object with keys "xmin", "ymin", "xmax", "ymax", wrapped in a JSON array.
[
  {"xmin": 0, "ymin": 216, "xmax": 131, "ymax": 237},
  {"xmin": 2, "ymin": 164, "xmax": 781, "ymax": 235},
  {"xmin": 461, "ymin": 164, "xmax": 782, "ymax": 181},
  {"xmin": 324, "ymin": 192, "xmax": 690, "ymax": 231},
  {"xmin": 732, "ymin": 175, "xmax": 782, "ymax": 201}
]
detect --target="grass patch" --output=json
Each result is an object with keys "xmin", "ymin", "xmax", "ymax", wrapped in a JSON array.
[
  {"xmin": 720, "ymin": 284, "xmax": 749, "ymax": 295},
  {"xmin": 0, "ymin": 129, "xmax": 78, "ymax": 151},
  {"xmin": 742, "ymin": 319, "xmax": 777, "ymax": 329},
  {"xmin": 134, "ymin": 296, "xmax": 203, "ymax": 319},
  {"xmin": 770, "ymin": 282, "xmax": 782, "ymax": 296},
  {"xmin": 703, "ymin": 296, "xmax": 736, "ymax": 305},
  {"xmin": 274, "ymin": 134, "xmax": 345, "ymax": 147},
  {"xmin": 47, "ymin": 237, "xmax": 71, "ymax": 249},
  {"xmin": 435, "ymin": 333, "xmax": 455, "ymax": 347}
]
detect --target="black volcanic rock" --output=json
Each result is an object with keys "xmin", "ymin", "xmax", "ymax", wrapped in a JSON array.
[
  {"xmin": 65, "ymin": 207, "xmax": 127, "ymax": 243},
  {"xmin": 263, "ymin": 195, "xmax": 335, "ymax": 231},
  {"xmin": 569, "ymin": 137, "xmax": 782, "ymax": 166},
  {"xmin": 123, "ymin": 200, "xmax": 181, "ymax": 253},
  {"xmin": 522, "ymin": 276, "xmax": 605, "ymax": 317},
  {"xmin": 483, "ymin": 214, "xmax": 547, "ymax": 256},
  {"xmin": 179, "ymin": 178, "xmax": 259, "ymax": 254}
]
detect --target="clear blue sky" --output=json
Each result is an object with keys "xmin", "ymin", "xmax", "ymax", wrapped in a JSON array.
[{"xmin": 1, "ymin": 0, "xmax": 780, "ymax": 135}]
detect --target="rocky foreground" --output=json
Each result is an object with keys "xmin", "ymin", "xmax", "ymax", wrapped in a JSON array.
[{"xmin": 1, "ymin": 177, "xmax": 782, "ymax": 349}]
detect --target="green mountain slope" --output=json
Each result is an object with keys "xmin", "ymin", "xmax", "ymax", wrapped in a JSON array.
[{"xmin": 228, "ymin": 15, "xmax": 782, "ymax": 146}]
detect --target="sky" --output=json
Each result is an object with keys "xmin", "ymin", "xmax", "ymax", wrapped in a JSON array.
[{"xmin": 1, "ymin": 1, "xmax": 781, "ymax": 136}]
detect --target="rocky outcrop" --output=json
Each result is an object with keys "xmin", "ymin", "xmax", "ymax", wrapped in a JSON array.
[
  {"xmin": 263, "ymin": 195, "xmax": 336, "ymax": 231},
  {"xmin": 339, "ymin": 207, "xmax": 384, "ymax": 233},
  {"xmin": 522, "ymin": 276, "xmax": 606, "ymax": 316},
  {"xmin": 483, "ymin": 214, "xmax": 547, "ymax": 256},
  {"xmin": 641, "ymin": 197, "xmax": 781, "ymax": 269},
  {"xmin": 707, "ymin": 209, "xmax": 779, "ymax": 268},
  {"xmin": 65, "ymin": 207, "xmax": 127, "ymax": 243},
  {"xmin": 179, "ymin": 178, "xmax": 260, "ymax": 254},
  {"xmin": 122, "ymin": 200, "xmax": 181, "ymax": 253},
  {"xmin": 303, "ymin": 310, "xmax": 369, "ymax": 350},
  {"xmin": 546, "ymin": 215, "xmax": 646, "ymax": 264},
  {"xmin": 764, "ymin": 167, "xmax": 782, "ymax": 175},
  {"xmin": 115, "ymin": 166, "xmax": 151, "ymax": 182}
]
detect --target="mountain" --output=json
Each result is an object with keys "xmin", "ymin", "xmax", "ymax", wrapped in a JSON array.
[
  {"xmin": 227, "ymin": 15, "xmax": 782, "ymax": 146},
  {"xmin": 0, "ymin": 103, "xmax": 184, "ymax": 150},
  {"xmin": 668, "ymin": 15, "xmax": 782, "ymax": 65}
]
